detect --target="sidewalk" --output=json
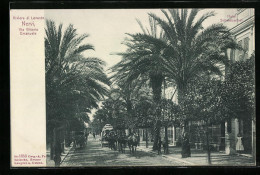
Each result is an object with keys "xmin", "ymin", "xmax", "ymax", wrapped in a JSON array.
[
  {"xmin": 46, "ymin": 143, "xmax": 74, "ymax": 167},
  {"xmin": 138, "ymin": 141, "xmax": 255, "ymax": 166}
]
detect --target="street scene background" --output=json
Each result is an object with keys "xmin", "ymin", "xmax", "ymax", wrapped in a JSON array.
[{"xmin": 45, "ymin": 9, "xmax": 255, "ymax": 166}]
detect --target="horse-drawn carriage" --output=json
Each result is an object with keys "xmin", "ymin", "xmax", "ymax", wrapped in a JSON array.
[
  {"xmin": 100, "ymin": 124, "xmax": 139, "ymax": 154},
  {"xmin": 73, "ymin": 131, "xmax": 86, "ymax": 148},
  {"xmin": 100, "ymin": 124, "xmax": 114, "ymax": 147}
]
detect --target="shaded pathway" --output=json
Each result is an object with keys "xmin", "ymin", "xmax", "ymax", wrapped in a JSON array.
[{"xmin": 62, "ymin": 136, "xmax": 181, "ymax": 166}]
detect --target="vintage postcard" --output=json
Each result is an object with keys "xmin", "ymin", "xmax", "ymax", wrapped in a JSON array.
[{"xmin": 10, "ymin": 8, "xmax": 256, "ymax": 167}]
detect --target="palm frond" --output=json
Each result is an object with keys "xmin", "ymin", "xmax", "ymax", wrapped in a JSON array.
[
  {"xmin": 190, "ymin": 11, "xmax": 216, "ymax": 39},
  {"xmin": 73, "ymin": 44, "xmax": 95, "ymax": 55}
]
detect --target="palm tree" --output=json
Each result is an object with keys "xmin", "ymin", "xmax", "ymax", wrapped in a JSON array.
[
  {"xmin": 149, "ymin": 9, "xmax": 239, "ymax": 157},
  {"xmin": 45, "ymin": 20, "xmax": 110, "ymax": 157},
  {"xmin": 45, "ymin": 19, "xmax": 109, "ymax": 118},
  {"xmin": 111, "ymin": 17, "xmax": 169, "ymax": 150},
  {"xmin": 112, "ymin": 9, "xmax": 239, "ymax": 155}
]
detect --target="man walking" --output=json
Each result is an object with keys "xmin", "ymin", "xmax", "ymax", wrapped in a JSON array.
[{"xmin": 54, "ymin": 138, "xmax": 62, "ymax": 166}]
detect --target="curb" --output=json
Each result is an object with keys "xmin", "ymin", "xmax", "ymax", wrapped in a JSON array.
[
  {"xmin": 60, "ymin": 145, "xmax": 74, "ymax": 165},
  {"xmin": 236, "ymin": 153, "xmax": 253, "ymax": 158},
  {"xmin": 161, "ymin": 154, "xmax": 195, "ymax": 165},
  {"xmin": 138, "ymin": 147, "xmax": 195, "ymax": 165},
  {"xmin": 219, "ymin": 150, "xmax": 253, "ymax": 158}
]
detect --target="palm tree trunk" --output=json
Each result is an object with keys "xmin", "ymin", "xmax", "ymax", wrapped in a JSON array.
[
  {"xmin": 52, "ymin": 127, "xmax": 57, "ymax": 160},
  {"xmin": 50, "ymin": 131, "xmax": 54, "ymax": 160},
  {"xmin": 126, "ymin": 98, "xmax": 133, "ymax": 136},
  {"xmin": 164, "ymin": 126, "xmax": 169, "ymax": 154},
  {"xmin": 153, "ymin": 120, "xmax": 161, "ymax": 150},
  {"xmin": 206, "ymin": 123, "xmax": 211, "ymax": 164},
  {"xmin": 151, "ymin": 75, "xmax": 163, "ymax": 151},
  {"xmin": 178, "ymin": 85, "xmax": 191, "ymax": 157},
  {"xmin": 146, "ymin": 128, "xmax": 148, "ymax": 148},
  {"xmin": 181, "ymin": 121, "xmax": 191, "ymax": 158}
]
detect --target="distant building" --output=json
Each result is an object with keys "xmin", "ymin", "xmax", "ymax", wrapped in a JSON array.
[{"xmin": 227, "ymin": 8, "xmax": 255, "ymax": 62}]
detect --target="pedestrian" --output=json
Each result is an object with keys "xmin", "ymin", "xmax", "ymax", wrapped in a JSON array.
[
  {"xmin": 162, "ymin": 137, "xmax": 168, "ymax": 154},
  {"xmin": 158, "ymin": 136, "xmax": 162, "ymax": 155},
  {"xmin": 93, "ymin": 132, "xmax": 96, "ymax": 140},
  {"xmin": 137, "ymin": 133, "xmax": 140, "ymax": 146},
  {"xmin": 54, "ymin": 139, "xmax": 62, "ymax": 167},
  {"xmin": 181, "ymin": 132, "xmax": 191, "ymax": 158},
  {"xmin": 236, "ymin": 133, "xmax": 244, "ymax": 153},
  {"xmin": 85, "ymin": 132, "xmax": 88, "ymax": 141}
]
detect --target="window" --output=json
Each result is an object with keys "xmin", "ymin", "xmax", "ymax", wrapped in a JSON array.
[
  {"xmin": 167, "ymin": 127, "xmax": 173, "ymax": 144},
  {"xmin": 238, "ymin": 40, "xmax": 243, "ymax": 61},
  {"xmin": 210, "ymin": 124, "xmax": 221, "ymax": 144},
  {"xmin": 230, "ymin": 49, "xmax": 234, "ymax": 61},
  {"xmin": 236, "ymin": 37, "xmax": 250, "ymax": 61},
  {"xmin": 244, "ymin": 37, "xmax": 249, "ymax": 51},
  {"xmin": 243, "ymin": 37, "xmax": 249, "ymax": 59},
  {"xmin": 238, "ymin": 40, "xmax": 242, "ymax": 47}
]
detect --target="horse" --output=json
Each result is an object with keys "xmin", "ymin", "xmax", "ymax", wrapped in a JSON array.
[
  {"xmin": 127, "ymin": 133, "xmax": 138, "ymax": 154},
  {"xmin": 79, "ymin": 136, "xmax": 86, "ymax": 148},
  {"xmin": 74, "ymin": 135, "xmax": 85, "ymax": 148},
  {"xmin": 108, "ymin": 132, "xmax": 117, "ymax": 150},
  {"xmin": 117, "ymin": 134, "xmax": 127, "ymax": 153}
]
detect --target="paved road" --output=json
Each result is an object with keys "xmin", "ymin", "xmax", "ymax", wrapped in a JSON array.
[{"xmin": 61, "ymin": 136, "xmax": 182, "ymax": 166}]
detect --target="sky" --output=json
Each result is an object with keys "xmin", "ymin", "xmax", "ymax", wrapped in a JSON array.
[
  {"xmin": 44, "ymin": 8, "xmax": 239, "ymax": 121},
  {"xmin": 45, "ymin": 9, "xmax": 238, "ymax": 71}
]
